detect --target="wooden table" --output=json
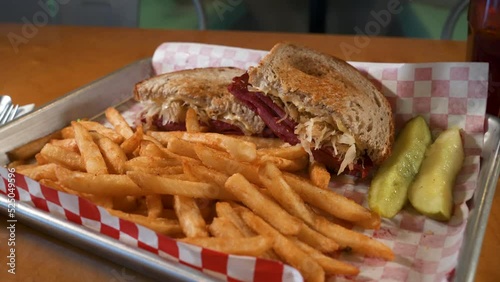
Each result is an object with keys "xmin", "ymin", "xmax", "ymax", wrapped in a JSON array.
[{"xmin": 0, "ymin": 24, "xmax": 498, "ymax": 281}]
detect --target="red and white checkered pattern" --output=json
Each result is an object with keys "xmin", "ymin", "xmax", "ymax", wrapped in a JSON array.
[
  {"xmin": 0, "ymin": 168, "xmax": 302, "ymax": 281},
  {"xmin": 0, "ymin": 43, "xmax": 489, "ymax": 281}
]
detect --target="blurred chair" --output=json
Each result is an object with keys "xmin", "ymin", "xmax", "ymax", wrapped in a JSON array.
[{"xmin": 441, "ymin": 0, "xmax": 469, "ymax": 39}]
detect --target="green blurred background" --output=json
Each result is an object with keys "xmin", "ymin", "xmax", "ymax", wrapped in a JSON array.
[
  {"xmin": 2, "ymin": 0, "xmax": 468, "ymax": 40},
  {"xmin": 138, "ymin": 0, "xmax": 467, "ymax": 40}
]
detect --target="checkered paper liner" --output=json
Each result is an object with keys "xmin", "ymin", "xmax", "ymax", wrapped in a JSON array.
[{"xmin": 0, "ymin": 42, "xmax": 489, "ymax": 282}]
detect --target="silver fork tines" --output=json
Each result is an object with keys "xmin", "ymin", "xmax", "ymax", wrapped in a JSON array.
[
  {"xmin": 0, "ymin": 104, "xmax": 19, "ymax": 125},
  {"xmin": 0, "ymin": 104, "xmax": 12, "ymax": 123}
]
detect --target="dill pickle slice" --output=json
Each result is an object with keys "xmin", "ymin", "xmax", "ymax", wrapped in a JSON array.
[
  {"xmin": 407, "ymin": 128, "xmax": 464, "ymax": 221},
  {"xmin": 368, "ymin": 116, "xmax": 431, "ymax": 218}
]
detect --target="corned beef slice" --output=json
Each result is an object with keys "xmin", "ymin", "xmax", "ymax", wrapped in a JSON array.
[{"xmin": 228, "ymin": 73, "xmax": 371, "ymax": 177}]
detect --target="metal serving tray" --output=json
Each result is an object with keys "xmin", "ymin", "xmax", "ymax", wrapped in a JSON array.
[{"xmin": 0, "ymin": 58, "xmax": 499, "ymax": 282}]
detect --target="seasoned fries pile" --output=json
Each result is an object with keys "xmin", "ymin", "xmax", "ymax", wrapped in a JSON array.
[{"xmin": 10, "ymin": 107, "xmax": 394, "ymax": 281}]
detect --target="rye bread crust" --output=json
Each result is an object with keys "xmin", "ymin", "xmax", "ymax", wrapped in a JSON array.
[
  {"xmin": 248, "ymin": 42, "xmax": 394, "ymax": 164},
  {"xmin": 134, "ymin": 67, "xmax": 244, "ymax": 101}
]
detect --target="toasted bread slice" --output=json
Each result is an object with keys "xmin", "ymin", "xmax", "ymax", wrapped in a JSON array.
[
  {"xmin": 135, "ymin": 67, "xmax": 244, "ymax": 101},
  {"xmin": 248, "ymin": 43, "xmax": 394, "ymax": 165}
]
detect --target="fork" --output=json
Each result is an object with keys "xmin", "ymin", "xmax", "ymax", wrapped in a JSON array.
[{"xmin": 0, "ymin": 103, "xmax": 19, "ymax": 125}]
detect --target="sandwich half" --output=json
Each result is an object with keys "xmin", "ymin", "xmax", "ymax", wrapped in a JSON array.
[
  {"xmin": 228, "ymin": 43, "xmax": 394, "ymax": 177},
  {"xmin": 134, "ymin": 67, "xmax": 271, "ymax": 136}
]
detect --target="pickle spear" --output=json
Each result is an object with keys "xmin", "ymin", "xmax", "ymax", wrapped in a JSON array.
[
  {"xmin": 407, "ymin": 128, "xmax": 464, "ymax": 221},
  {"xmin": 368, "ymin": 116, "xmax": 431, "ymax": 218}
]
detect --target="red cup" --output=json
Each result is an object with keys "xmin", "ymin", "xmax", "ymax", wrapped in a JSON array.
[{"xmin": 467, "ymin": 0, "xmax": 500, "ymax": 117}]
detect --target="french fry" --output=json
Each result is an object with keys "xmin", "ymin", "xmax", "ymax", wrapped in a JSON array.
[
  {"xmin": 164, "ymin": 150, "xmax": 201, "ymax": 165},
  {"xmin": 139, "ymin": 138, "xmax": 199, "ymax": 164},
  {"xmin": 309, "ymin": 162, "xmax": 330, "ymax": 190},
  {"xmin": 183, "ymin": 162, "xmax": 229, "ymax": 188},
  {"xmin": 257, "ymin": 145, "xmax": 307, "ymax": 160},
  {"xmin": 215, "ymin": 202, "xmax": 256, "ymax": 237},
  {"xmin": 257, "ymin": 154, "xmax": 309, "ymax": 172},
  {"xmin": 120, "ymin": 125, "xmax": 143, "ymax": 156},
  {"xmin": 182, "ymin": 162, "xmax": 237, "ymax": 200},
  {"xmin": 259, "ymin": 162, "xmax": 316, "ymax": 225},
  {"xmin": 72, "ymin": 121, "xmax": 108, "ymax": 174},
  {"xmin": 310, "ymin": 206, "xmax": 354, "ymax": 229},
  {"xmin": 107, "ymin": 209, "xmax": 183, "ymax": 237},
  {"xmin": 216, "ymin": 202, "xmax": 281, "ymax": 261},
  {"xmin": 224, "ymin": 173, "xmax": 302, "ymax": 235},
  {"xmin": 50, "ymin": 138, "xmax": 79, "ymax": 153},
  {"xmin": 11, "ymin": 163, "xmax": 37, "ymax": 171},
  {"xmin": 258, "ymin": 162, "xmax": 339, "ymax": 252},
  {"xmin": 208, "ymin": 217, "xmax": 244, "ymax": 238},
  {"xmin": 138, "ymin": 140, "xmax": 199, "ymax": 165},
  {"xmin": 92, "ymin": 133, "xmax": 128, "ymax": 174},
  {"xmin": 35, "ymin": 153, "xmax": 49, "ymax": 165},
  {"xmin": 185, "ymin": 108, "xmax": 205, "ymax": 133},
  {"xmin": 297, "ymin": 224, "xmax": 339, "ymax": 253},
  {"xmin": 180, "ymin": 236, "xmax": 273, "ymax": 257},
  {"xmin": 228, "ymin": 135, "xmax": 285, "ymax": 149},
  {"xmin": 124, "ymin": 155, "xmax": 183, "ymax": 175},
  {"xmin": 55, "ymin": 167, "xmax": 143, "ymax": 196},
  {"xmin": 125, "ymin": 165, "xmax": 184, "ymax": 175},
  {"xmin": 240, "ymin": 210, "xmax": 325, "ymax": 282},
  {"xmin": 105, "ymin": 107, "xmax": 134, "ymax": 139},
  {"xmin": 283, "ymin": 173, "xmax": 372, "ymax": 222},
  {"xmin": 146, "ymin": 195, "xmax": 163, "ymax": 218},
  {"xmin": 212, "ymin": 203, "xmax": 281, "ymax": 260},
  {"xmin": 127, "ymin": 171, "xmax": 234, "ymax": 200},
  {"xmin": 173, "ymin": 195, "xmax": 208, "ymax": 238},
  {"xmin": 6, "ymin": 160, "xmax": 26, "ymax": 169},
  {"xmin": 40, "ymin": 143, "xmax": 86, "ymax": 171},
  {"xmin": 61, "ymin": 126, "xmax": 75, "ymax": 139},
  {"xmin": 354, "ymin": 211, "xmax": 382, "ymax": 230},
  {"xmin": 125, "ymin": 156, "xmax": 181, "ymax": 168},
  {"xmin": 160, "ymin": 174, "xmax": 192, "ymax": 181},
  {"xmin": 291, "ymin": 238, "xmax": 360, "ymax": 276},
  {"xmin": 138, "ymin": 140, "xmax": 168, "ymax": 158},
  {"xmin": 314, "ymin": 215, "xmax": 394, "ymax": 260},
  {"xmin": 21, "ymin": 163, "xmax": 58, "ymax": 182},
  {"xmin": 166, "ymin": 137, "xmax": 199, "ymax": 160},
  {"xmin": 194, "ymin": 144, "xmax": 262, "ymax": 185},
  {"xmin": 79, "ymin": 121, "xmax": 124, "ymax": 144},
  {"xmin": 142, "ymin": 135, "xmax": 165, "ymax": 148},
  {"xmin": 149, "ymin": 131, "xmax": 257, "ymax": 162}
]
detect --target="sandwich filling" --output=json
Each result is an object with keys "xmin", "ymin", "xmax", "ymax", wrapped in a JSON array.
[
  {"xmin": 138, "ymin": 96, "xmax": 268, "ymax": 136},
  {"xmin": 229, "ymin": 73, "xmax": 371, "ymax": 177}
]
